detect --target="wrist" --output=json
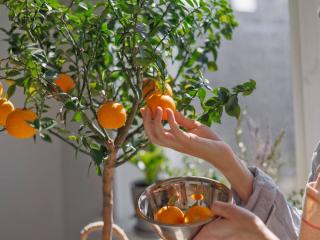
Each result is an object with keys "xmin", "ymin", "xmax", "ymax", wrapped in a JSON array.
[
  {"xmin": 205, "ymin": 142, "xmax": 253, "ymax": 203},
  {"xmin": 221, "ymin": 154, "xmax": 253, "ymax": 203}
]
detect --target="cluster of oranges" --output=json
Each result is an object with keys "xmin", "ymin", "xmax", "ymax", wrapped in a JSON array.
[
  {"xmin": 96, "ymin": 77, "xmax": 176, "ymax": 129},
  {"xmin": 0, "ymin": 82, "xmax": 37, "ymax": 139},
  {"xmin": 0, "ymin": 74, "xmax": 175, "ymax": 139},
  {"xmin": 154, "ymin": 201, "xmax": 214, "ymax": 225},
  {"xmin": 142, "ymin": 78, "xmax": 176, "ymax": 121},
  {"xmin": 0, "ymin": 73, "xmax": 75, "ymax": 139}
]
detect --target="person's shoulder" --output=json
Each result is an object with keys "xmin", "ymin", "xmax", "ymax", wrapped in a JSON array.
[
  {"xmin": 309, "ymin": 142, "xmax": 320, "ymax": 182},
  {"xmin": 314, "ymin": 141, "xmax": 320, "ymax": 153}
]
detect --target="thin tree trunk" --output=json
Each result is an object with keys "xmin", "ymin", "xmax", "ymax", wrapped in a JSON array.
[{"xmin": 102, "ymin": 150, "xmax": 117, "ymax": 240}]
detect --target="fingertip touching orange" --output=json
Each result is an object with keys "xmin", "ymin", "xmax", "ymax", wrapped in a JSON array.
[
  {"xmin": 184, "ymin": 205, "xmax": 214, "ymax": 224},
  {"xmin": 54, "ymin": 73, "xmax": 75, "ymax": 93},
  {"xmin": 146, "ymin": 94, "xmax": 176, "ymax": 120},
  {"xmin": 142, "ymin": 78, "xmax": 173, "ymax": 99},
  {"xmin": 97, "ymin": 102, "xmax": 127, "ymax": 129},
  {"xmin": 0, "ymin": 98, "xmax": 14, "ymax": 126},
  {"xmin": 154, "ymin": 206, "xmax": 185, "ymax": 225},
  {"xmin": 6, "ymin": 109, "xmax": 37, "ymax": 139}
]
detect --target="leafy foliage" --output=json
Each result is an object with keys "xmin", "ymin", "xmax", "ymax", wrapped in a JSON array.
[
  {"xmin": 130, "ymin": 143, "xmax": 168, "ymax": 184},
  {"xmin": 0, "ymin": 0, "xmax": 255, "ymax": 172}
]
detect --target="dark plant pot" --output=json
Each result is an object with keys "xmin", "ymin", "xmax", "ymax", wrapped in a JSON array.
[{"xmin": 131, "ymin": 179, "xmax": 156, "ymax": 236}]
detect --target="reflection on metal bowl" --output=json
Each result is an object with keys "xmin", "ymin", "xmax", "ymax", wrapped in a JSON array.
[{"xmin": 136, "ymin": 176, "xmax": 233, "ymax": 240}]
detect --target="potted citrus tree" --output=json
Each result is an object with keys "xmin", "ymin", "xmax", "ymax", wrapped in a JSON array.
[{"xmin": 0, "ymin": 0, "xmax": 255, "ymax": 239}]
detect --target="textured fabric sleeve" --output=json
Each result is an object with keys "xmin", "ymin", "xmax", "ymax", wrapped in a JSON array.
[
  {"xmin": 232, "ymin": 167, "xmax": 301, "ymax": 240},
  {"xmin": 308, "ymin": 142, "xmax": 320, "ymax": 182}
]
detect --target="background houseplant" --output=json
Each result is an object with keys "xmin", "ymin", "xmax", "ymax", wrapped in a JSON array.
[
  {"xmin": 0, "ymin": 0, "xmax": 255, "ymax": 239},
  {"xmin": 130, "ymin": 143, "xmax": 169, "ymax": 234}
]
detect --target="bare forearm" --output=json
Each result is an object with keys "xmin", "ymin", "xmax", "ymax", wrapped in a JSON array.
[
  {"xmin": 206, "ymin": 144, "xmax": 253, "ymax": 203},
  {"xmin": 224, "ymin": 158, "xmax": 253, "ymax": 203}
]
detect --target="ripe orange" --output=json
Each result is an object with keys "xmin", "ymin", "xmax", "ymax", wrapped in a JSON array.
[
  {"xmin": 191, "ymin": 193, "xmax": 204, "ymax": 201},
  {"xmin": 54, "ymin": 73, "xmax": 75, "ymax": 93},
  {"xmin": 142, "ymin": 78, "xmax": 173, "ymax": 99},
  {"xmin": 6, "ymin": 109, "xmax": 37, "ymax": 139},
  {"xmin": 146, "ymin": 94, "xmax": 176, "ymax": 120},
  {"xmin": 97, "ymin": 102, "xmax": 127, "ymax": 129},
  {"xmin": 0, "ymin": 98, "xmax": 14, "ymax": 126},
  {"xmin": 154, "ymin": 206, "xmax": 185, "ymax": 225},
  {"xmin": 0, "ymin": 82, "xmax": 3, "ymax": 97},
  {"xmin": 184, "ymin": 205, "xmax": 214, "ymax": 224}
]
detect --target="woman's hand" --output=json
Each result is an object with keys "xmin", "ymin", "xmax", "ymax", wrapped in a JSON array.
[
  {"xmin": 194, "ymin": 202, "xmax": 279, "ymax": 240},
  {"xmin": 141, "ymin": 107, "xmax": 253, "ymax": 203},
  {"xmin": 141, "ymin": 107, "xmax": 231, "ymax": 168}
]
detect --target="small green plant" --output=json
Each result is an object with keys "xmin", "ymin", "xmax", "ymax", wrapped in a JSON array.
[
  {"xmin": 130, "ymin": 144, "xmax": 169, "ymax": 184},
  {"xmin": 287, "ymin": 188, "xmax": 304, "ymax": 209}
]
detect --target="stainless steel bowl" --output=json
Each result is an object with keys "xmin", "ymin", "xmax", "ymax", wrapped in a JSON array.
[{"xmin": 136, "ymin": 176, "xmax": 233, "ymax": 240}]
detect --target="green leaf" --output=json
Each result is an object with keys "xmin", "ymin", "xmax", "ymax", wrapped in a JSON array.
[
  {"xmin": 225, "ymin": 95, "xmax": 240, "ymax": 118},
  {"xmin": 78, "ymin": 2, "xmax": 88, "ymax": 10},
  {"xmin": 207, "ymin": 61, "xmax": 218, "ymax": 72},
  {"xmin": 95, "ymin": 165, "xmax": 102, "ymax": 176},
  {"xmin": 198, "ymin": 112, "xmax": 210, "ymax": 126},
  {"xmin": 233, "ymin": 79, "xmax": 256, "ymax": 96},
  {"xmin": 216, "ymin": 87, "xmax": 230, "ymax": 104},
  {"xmin": 90, "ymin": 147, "xmax": 104, "ymax": 165},
  {"xmin": 72, "ymin": 111, "xmax": 83, "ymax": 123},
  {"xmin": 68, "ymin": 135, "xmax": 79, "ymax": 141},
  {"xmin": 198, "ymin": 87, "xmax": 206, "ymax": 104},
  {"xmin": 6, "ymin": 69, "xmax": 20, "ymax": 77},
  {"xmin": 40, "ymin": 133, "xmax": 52, "ymax": 143},
  {"xmin": 41, "ymin": 117, "xmax": 57, "ymax": 130},
  {"xmin": 64, "ymin": 99, "xmax": 78, "ymax": 111},
  {"xmin": 5, "ymin": 84, "xmax": 16, "ymax": 99}
]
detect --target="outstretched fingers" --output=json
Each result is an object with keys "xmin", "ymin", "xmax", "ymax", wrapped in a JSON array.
[
  {"xmin": 141, "ymin": 107, "xmax": 158, "ymax": 144},
  {"xmin": 167, "ymin": 109, "xmax": 191, "ymax": 143},
  {"xmin": 152, "ymin": 107, "xmax": 176, "ymax": 145},
  {"xmin": 174, "ymin": 111, "xmax": 200, "ymax": 130}
]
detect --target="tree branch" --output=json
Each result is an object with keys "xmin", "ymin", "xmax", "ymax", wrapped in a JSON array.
[
  {"xmin": 154, "ymin": 6, "xmax": 201, "ymax": 51},
  {"xmin": 48, "ymin": 129, "xmax": 90, "ymax": 156},
  {"xmin": 116, "ymin": 140, "xmax": 149, "ymax": 167},
  {"xmin": 174, "ymin": 50, "xmax": 189, "ymax": 82},
  {"xmin": 114, "ymin": 98, "xmax": 140, "ymax": 148}
]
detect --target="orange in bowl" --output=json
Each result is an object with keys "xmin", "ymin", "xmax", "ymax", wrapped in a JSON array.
[
  {"xmin": 154, "ymin": 206, "xmax": 185, "ymax": 225},
  {"xmin": 184, "ymin": 205, "xmax": 214, "ymax": 224}
]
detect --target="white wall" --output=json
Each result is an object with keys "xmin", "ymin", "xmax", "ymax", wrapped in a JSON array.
[{"xmin": 289, "ymin": 0, "xmax": 320, "ymax": 187}]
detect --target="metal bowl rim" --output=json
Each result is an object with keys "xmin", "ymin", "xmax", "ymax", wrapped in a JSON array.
[{"xmin": 135, "ymin": 176, "xmax": 233, "ymax": 228}]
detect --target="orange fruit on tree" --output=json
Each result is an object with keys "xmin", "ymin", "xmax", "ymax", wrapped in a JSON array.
[
  {"xmin": 0, "ymin": 98, "xmax": 14, "ymax": 126},
  {"xmin": 54, "ymin": 73, "xmax": 76, "ymax": 93},
  {"xmin": 146, "ymin": 94, "xmax": 176, "ymax": 120},
  {"xmin": 97, "ymin": 102, "xmax": 127, "ymax": 129},
  {"xmin": 184, "ymin": 205, "xmax": 214, "ymax": 224},
  {"xmin": 0, "ymin": 82, "xmax": 3, "ymax": 97},
  {"xmin": 142, "ymin": 78, "xmax": 173, "ymax": 99},
  {"xmin": 6, "ymin": 109, "xmax": 37, "ymax": 139},
  {"xmin": 154, "ymin": 206, "xmax": 185, "ymax": 225}
]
